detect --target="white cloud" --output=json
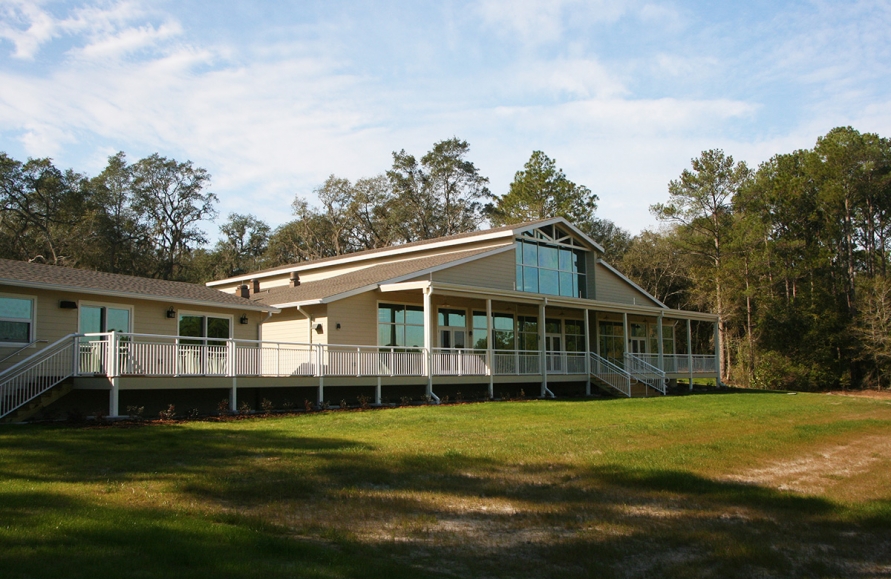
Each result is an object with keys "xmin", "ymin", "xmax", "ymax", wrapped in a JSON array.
[
  {"xmin": 0, "ymin": 0, "xmax": 59, "ymax": 58},
  {"xmin": 477, "ymin": 0, "xmax": 630, "ymax": 47}
]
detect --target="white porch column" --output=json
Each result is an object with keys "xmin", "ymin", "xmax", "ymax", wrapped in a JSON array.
[
  {"xmin": 622, "ymin": 312, "xmax": 629, "ymax": 365},
  {"xmin": 714, "ymin": 320, "xmax": 722, "ymax": 387},
  {"xmin": 539, "ymin": 301, "xmax": 547, "ymax": 397},
  {"xmin": 486, "ymin": 298, "xmax": 494, "ymax": 399},
  {"xmin": 584, "ymin": 308, "xmax": 591, "ymax": 396},
  {"xmin": 230, "ymin": 378, "xmax": 238, "ymax": 412},
  {"xmin": 424, "ymin": 287, "xmax": 433, "ymax": 396},
  {"xmin": 107, "ymin": 331, "xmax": 119, "ymax": 418},
  {"xmin": 657, "ymin": 314, "xmax": 664, "ymax": 371},
  {"xmin": 687, "ymin": 318, "xmax": 693, "ymax": 391},
  {"xmin": 594, "ymin": 312, "xmax": 600, "ymax": 357}
]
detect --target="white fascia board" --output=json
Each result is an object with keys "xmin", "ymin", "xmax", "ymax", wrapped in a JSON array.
[
  {"xmin": 379, "ymin": 281, "xmax": 431, "ymax": 292},
  {"xmin": 206, "ymin": 230, "xmax": 518, "ymax": 287},
  {"xmin": 597, "ymin": 260, "xmax": 667, "ymax": 308},
  {"xmin": 267, "ymin": 299, "xmax": 324, "ymax": 308},
  {"xmin": 511, "ymin": 217, "xmax": 605, "ymax": 253},
  {"xmin": 0, "ymin": 279, "xmax": 280, "ymax": 313}
]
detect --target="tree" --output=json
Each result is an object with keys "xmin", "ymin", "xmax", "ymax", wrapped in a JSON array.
[
  {"xmin": 387, "ymin": 138, "xmax": 491, "ymax": 241},
  {"xmin": 488, "ymin": 151, "xmax": 598, "ymax": 230},
  {"xmin": 83, "ymin": 152, "xmax": 151, "ymax": 275},
  {"xmin": 213, "ymin": 213, "xmax": 270, "ymax": 278},
  {"xmin": 621, "ymin": 228, "xmax": 694, "ymax": 309},
  {"xmin": 586, "ymin": 218, "xmax": 631, "ymax": 263},
  {"xmin": 0, "ymin": 154, "xmax": 88, "ymax": 265},
  {"xmin": 131, "ymin": 154, "xmax": 217, "ymax": 280},
  {"xmin": 651, "ymin": 149, "xmax": 752, "ymax": 381}
]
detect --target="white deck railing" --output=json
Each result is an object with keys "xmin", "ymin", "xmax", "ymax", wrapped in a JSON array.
[
  {"xmin": 634, "ymin": 353, "xmax": 716, "ymax": 374},
  {"xmin": 589, "ymin": 352, "xmax": 631, "ymax": 397},
  {"xmin": 624, "ymin": 353, "xmax": 667, "ymax": 395}
]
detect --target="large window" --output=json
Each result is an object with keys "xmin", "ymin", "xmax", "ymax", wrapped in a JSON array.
[
  {"xmin": 515, "ymin": 239, "xmax": 586, "ymax": 298},
  {"xmin": 518, "ymin": 315, "xmax": 539, "ymax": 351},
  {"xmin": 598, "ymin": 321, "xmax": 624, "ymax": 363},
  {"xmin": 472, "ymin": 311, "xmax": 516, "ymax": 350},
  {"xmin": 179, "ymin": 314, "xmax": 231, "ymax": 345},
  {"xmin": 564, "ymin": 319, "xmax": 586, "ymax": 352},
  {"xmin": 378, "ymin": 303, "xmax": 424, "ymax": 348},
  {"xmin": 80, "ymin": 305, "xmax": 131, "ymax": 335},
  {"xmin": 0, "ymin": 296, "xmax": 34, "ymax": 344}
]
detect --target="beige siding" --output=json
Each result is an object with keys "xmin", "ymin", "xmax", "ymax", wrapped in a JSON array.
[
  {"xmin": 432, "ymin": 250, "xmax": 516, "ymax": 290},
  {"xmin": 0, "ymin": 284, "xmax": 263, "ymax": 371},
  {"xmin": 325, "ymin": 292, "xmax": 379, "ymax": 346},
  {"xmin": 594, "ymin": 263, "xmax": 659, "ymax": 306}
]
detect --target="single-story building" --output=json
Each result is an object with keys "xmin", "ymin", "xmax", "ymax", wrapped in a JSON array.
[{"xmin": 0, "ymin": 217, "xmax": 719, "ymax": 422}]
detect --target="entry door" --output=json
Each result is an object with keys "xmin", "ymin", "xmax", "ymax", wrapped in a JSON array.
[
  {"xmin": 440, "ymin": 329, "xmax": 466, "ymax": 349},
  {"xmin": 79, "ymin": 305, "xmax": 131, "ymax": 373},
  {"xmin": 629, "ymin": 337, "xmax": 647, "ymax": 355}
]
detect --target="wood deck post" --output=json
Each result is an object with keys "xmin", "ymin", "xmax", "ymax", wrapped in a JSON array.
[
  {"xmin": 424, "ymin": 286, "xmax": 433, "ymax": 397},
  {"xmin": 622, "ymin": 312, "xmax": 628, "ymax": 366},
  {"xmin": 657, "ymin": 314, "xmax": 664, "ymax": 372}
]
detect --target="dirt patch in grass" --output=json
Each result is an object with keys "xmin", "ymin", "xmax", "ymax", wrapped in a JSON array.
[
  {"xmin": 826, "ymin": 389, "xmax": 891, "ymax": 400},
  {"xmin": 725, "ymin": 433, "xmax": 891, "ymax": 495}
]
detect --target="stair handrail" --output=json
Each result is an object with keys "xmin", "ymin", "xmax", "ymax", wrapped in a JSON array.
[
  {"xmin": 0, "ymin": 339, "xmax": 49, "ymax": 365},
  {"xmin": 624, "ymin": 352, "xmax": 667, "ymax": 395},
  {"xmin": 0, "ymin": 334, "xmax": 82, "ymax": 379},
  {"xmin": 589, "ymin": 352, "xmax": 632, "ymax": 397},
  {"xmin": 0, "ymin": 334, "xmax": 82, "ymax": 420}
]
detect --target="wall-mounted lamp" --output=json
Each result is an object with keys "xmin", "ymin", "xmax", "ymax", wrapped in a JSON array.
[
  {"xmin": 166, "ymin": 307, "xmax": 176, "ymax": 319},
  {"xmin": 59, "ymin": 300, "xmax": 77, "ymax": 309},
  {"xmin": 239, "ymin": 314, "xmax": 249, "ymax": 325},
  {"xmin": 314, "ymin": 323, "xmax": 323, "ymax": 334},
  {"xmin": 335, "ymin": 322, "xmax": 341, "ymax": 330}
]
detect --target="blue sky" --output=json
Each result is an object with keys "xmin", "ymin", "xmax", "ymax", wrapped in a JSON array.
[{"xmin": 1, "ymin": 0, "xmax": 890, "ymax": 237}]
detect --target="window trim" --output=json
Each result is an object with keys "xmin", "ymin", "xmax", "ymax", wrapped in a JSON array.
[
  {"xmin": 0, "ymin": 292, "xmax": 37, "ymax": 348},
  {"xmin": 376, "ymin": 301, "xmax": 425, "ymax": 349},
  {"xmin": 78, "ymin": 300, "xmax": 134, "ymax": 335},
  {"xmin": 176, "ymin": 310, "xmax": 234, "ymax": 343}
]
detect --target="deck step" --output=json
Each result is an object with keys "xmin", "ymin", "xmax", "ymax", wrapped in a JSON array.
[{"xmin": 2, "ymin": 380, "xmax": 73, "ymax": 423}]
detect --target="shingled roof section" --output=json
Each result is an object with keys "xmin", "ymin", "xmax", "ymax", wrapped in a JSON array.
[
  {"xmin": 217, "ymin": 218, "xmax": 558, "ymax": 282},
  {"xmin": 251, "ymin": 245, "xmax": 511, "ymax": 306},
  {"xmin": 0, "ymin": 259, "xmax": 275, "ymax": 311}
]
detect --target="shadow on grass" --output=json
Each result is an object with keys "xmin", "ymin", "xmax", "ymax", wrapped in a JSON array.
[{"xmin": 2, "ymin": 422, "xmax": 890, "ymax": 578}]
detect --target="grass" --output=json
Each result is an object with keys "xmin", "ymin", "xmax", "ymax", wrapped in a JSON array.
[{"xmin": 2, "ymin": 392, "xmax": 891, "ymax": 578}]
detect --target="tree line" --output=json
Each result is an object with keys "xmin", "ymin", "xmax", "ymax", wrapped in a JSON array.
[
  {"xmin": 0, "ymin": 139, "xmax": 627, "ymax": 283},
  {"xmin": 621, "ymin": 127, "xmax": 891, "ymax": 391},
  {"xmin": 4, "ymin": 127, "xmax": 888, "ymax": 391}
]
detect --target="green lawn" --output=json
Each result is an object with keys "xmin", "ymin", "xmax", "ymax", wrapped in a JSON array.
[{"xmin": 2, "ymin": 392, "xmax": 891, "ymax": 578}]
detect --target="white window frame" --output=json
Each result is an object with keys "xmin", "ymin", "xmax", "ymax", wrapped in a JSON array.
[
  {"xmin": 0, "ymin": 292, "xmax": 37, "ymax": 348},
  {"xmin": 376, "ymin": 300, "xmax": 425, "ymax": 349},
  {"xmin": 78, "ymin": 301, "xmax": 134, "ymax": 335},
  {"xmin": 176, "ymin": 310, "xmax": 234, "ymax": 342}
]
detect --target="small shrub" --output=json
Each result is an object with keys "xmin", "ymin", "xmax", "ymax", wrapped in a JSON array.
[
  {"xmin": 238, "ymin": 401, "xmax": 251, "ymax": 415},
  {"xmin": 400, "ymin": 396, "xmax": 411, "ymax": 406},
  {"xmin": 423, "ymin": 394, "xmax": 433, "ymax": 405},
  {"xmin": 340, "ymin": 399, "xmax": 349, "ymax": 410},
  {"xmin": 260, "ymin": 398, "xmax": 274, "ymax": 415},
  {"xmin": 440, "ymin": 395, "xmax": 449, "ymax": 404},
  {"xmin": 519, "ymin": 388, "xmax": 526, "ymax": 399},
  {"xmin": 281, "ymin": 398, "xmax": 294, "ymax": 410},
  {"xmin": 304, "ymin": 399, "xmax": 313, "ymax": 412},
  {"xmin": 357, "ymin": 394, "xmax": 370, "ymax": 409},
  {"xmin": 93, "ymin": 409, "xmax": 106, "ymax": 423},
  {"xmin": 319, "ymin": 400, "xmax": 330, "ymax": 411},
  {"xmin": 126, "ymin": 405, "xmax": 144, "ymax": 420},
  {"xmin": 455, "ymin": 391, "xmax": 463, "ymax": 403},
  {"xmin": 187, "ymin": 408, "xmax": 200, "ymax": 419},
  {"xmin": 217, "ymin": 399, "xmax": 230, "ymax": 414},
  {"xmin": 159, "ymin": 404, "xmax": 176, "ymax": 420}
]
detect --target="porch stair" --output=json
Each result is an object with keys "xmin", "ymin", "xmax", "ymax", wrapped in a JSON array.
[
  {"xmin": 0, "ymin": 334, "xmax": 79, "ymax": 421},
  {"xmin": 1, "ymin": 380, "xmax": 73, "ymax": 423}
]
